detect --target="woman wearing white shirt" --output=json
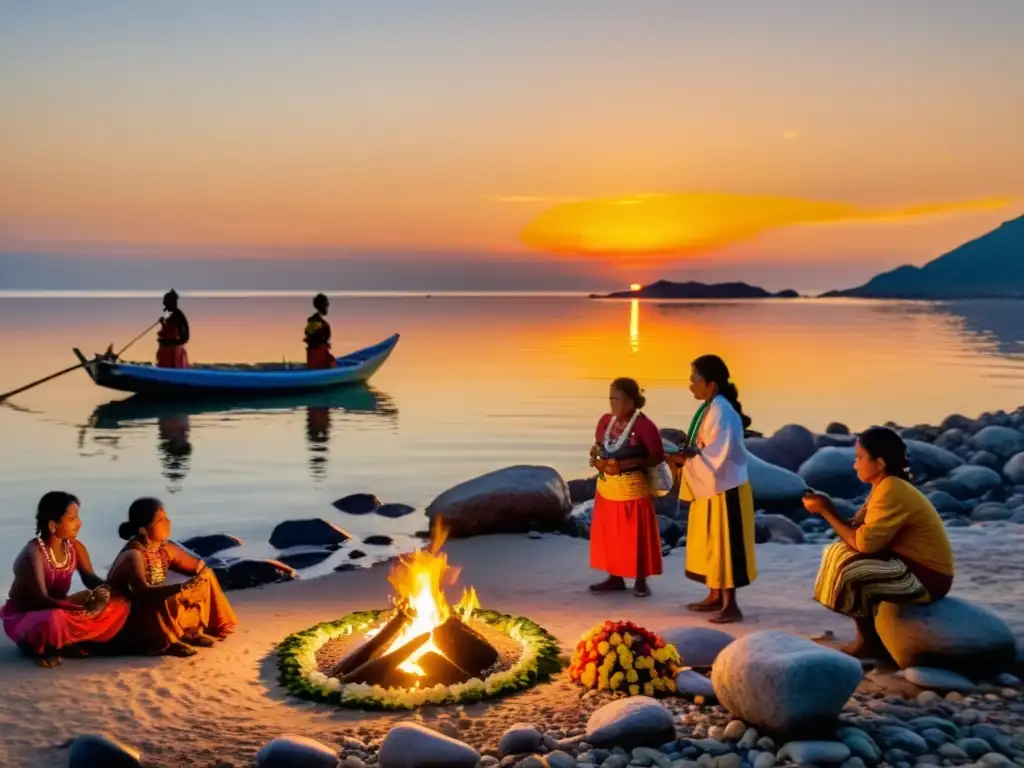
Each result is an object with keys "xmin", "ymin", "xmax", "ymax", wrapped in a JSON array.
[{"xmin": 671, "ymin": 355, "xmax": 757, "ymax": 624}]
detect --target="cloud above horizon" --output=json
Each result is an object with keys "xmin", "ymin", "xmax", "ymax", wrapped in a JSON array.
[{"xmin": 515, "ymin": 192, "xmax": 1013, "ymax": 258}]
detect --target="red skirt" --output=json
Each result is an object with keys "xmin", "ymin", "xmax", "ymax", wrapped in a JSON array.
[
  {"xmin": 156, "ymin": 345, "xmax": 189, "ymax": 368},
  {"xmin": 590, "ymin": 492, "xmax": 663, "ymax": 579},
  {"xmin": 306, "ymin": 345, "xmax": 336, "ymax": 370},
  {"xmin": 1, "ymin": 594, "xmax": 131, "ymax": 654}
]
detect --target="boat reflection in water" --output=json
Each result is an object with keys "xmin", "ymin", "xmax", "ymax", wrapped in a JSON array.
[{"xmin": 85, "ymin": 386, "xmax": 398, "ymax": 488}]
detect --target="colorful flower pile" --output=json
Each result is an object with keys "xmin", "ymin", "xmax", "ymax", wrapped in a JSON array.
[{"xmin": 569, "ymin": 620, "xmax": 683, "ymax": 696}]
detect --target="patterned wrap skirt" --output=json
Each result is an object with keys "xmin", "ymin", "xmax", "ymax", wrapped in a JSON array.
[
  {"xmin": 684, "ymin": 481, "xmax": 757, "ymax": 590},
  {"xmin": 813, "ymin": 541, "xmax": 929, "ymax": 618}
]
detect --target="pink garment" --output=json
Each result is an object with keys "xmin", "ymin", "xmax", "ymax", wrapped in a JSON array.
[{"xmin": 1, "ymin": 540, "xmax": 129, "ymax": 654}]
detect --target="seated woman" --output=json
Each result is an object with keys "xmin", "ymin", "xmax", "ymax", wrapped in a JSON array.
[
  {"xmin": 1, "ymin": 492, "xmax": 130, "ymax": 667},
  {"xmin": 804, "ymin": 426, "xmax": 954, "ymax": 658},
  {"xmin": 108, "ymin": 497, "xmax": 237, "ymax": 657}
]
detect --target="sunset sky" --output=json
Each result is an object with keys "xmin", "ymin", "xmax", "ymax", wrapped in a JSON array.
[{"xmin": 1, "ymin": 1, "xmax": 1022, "ymax": 290}]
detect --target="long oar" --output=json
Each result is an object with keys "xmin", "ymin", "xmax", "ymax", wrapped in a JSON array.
[{"xmin": 0, "ymin": 317, "xmax": 163, "ymax": 403}]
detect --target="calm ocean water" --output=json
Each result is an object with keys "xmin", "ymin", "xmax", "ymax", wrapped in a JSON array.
[{"xmin": 1, "ymin": 292, "xmax": 1022, "ymax": 591}]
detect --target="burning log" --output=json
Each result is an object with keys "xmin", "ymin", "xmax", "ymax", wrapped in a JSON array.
[
  {"xmin": 340, "ymin": 631, "xmax": 431, "ymax": 685},
  {"xmin": 328, "ymin": 608, "xmax": 410, "ymax": 678},
  {"xmin": 432, "ymin": 616, "xmax": 499, "ymax": 677},
  {"xmin": 416, "ymin": 651, "xmax": 472, "ymax": 686}
]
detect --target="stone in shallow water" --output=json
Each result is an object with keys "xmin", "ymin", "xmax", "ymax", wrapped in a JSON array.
[
  {"xmin": 711, "ymin": 630, "xmax": 864, "ymax": 733},
  {"xmin": 778, "ymin": 741, "xmax": 851, "ymax": 765},
  {"xmin": 499, "ymin": 723, "xmax": 543, "ymax": 756},
  {"xmin": 875, "ymin": 597, "xmax": 1016, "ymax": 675},
  {"xmin": 269, "ymin": 518, "xmax": 351, "ymax": 549},
  {"xmin": 378, "ymin": 724, "xmax": 480, "ymax": 768},
  {"xmin": 585, "ymin": 696, "xmax": 675, "ymax": 749},
  {"xmin": 375, "ymin": 503, "xmax": 416, "ymax": 519},
  {"xmin": 332, "ymin": 493, "xmax": 381, "ymax": 514},
  {"xmin": 68, "ymin": 734, "xmax": 142, "ymax": 768},
  {"xmin": 902, "ymin": 666, "xmax": 977, "ymax": 692},
  {"xmin": 363, "ymin": 534, "xmax": 394, "ymax": 546},
  {"xmin": 276, "ymin": 547, "xmax": 334, "ymax": 569},
  {"xmin": 255, "ymin": 735, "xmax": 339, "ymax": 767},
  {"xmin": 178, "ymin": 533, "xmax": 241, "ymax": 557}
]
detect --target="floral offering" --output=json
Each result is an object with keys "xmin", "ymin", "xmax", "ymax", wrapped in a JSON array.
[{"xmin": 568, "ymin": 620, "xmax": 683, "ymax": 696}]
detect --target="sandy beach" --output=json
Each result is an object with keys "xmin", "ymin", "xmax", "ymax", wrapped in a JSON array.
[{"xmin": 2, "ymin": 527, "xmax": 1022, "ymax": 767}]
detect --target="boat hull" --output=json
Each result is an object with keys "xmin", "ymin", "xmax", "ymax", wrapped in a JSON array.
[{"xmin": 78, "ymin": 334, "xmax": 399, "ymax": 398}]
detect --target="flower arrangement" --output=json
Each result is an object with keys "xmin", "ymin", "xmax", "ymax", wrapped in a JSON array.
[
  {"xmin": 277, "ymin": 609, "xmax": 561, "ymax": 710},
  {"xmin": 568, "ymin": 620, "xmax": 682, "ymax": 696}
]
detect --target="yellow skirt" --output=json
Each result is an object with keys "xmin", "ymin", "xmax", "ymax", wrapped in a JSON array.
[{"xmin": 684, "ymin": 481, "xmax": 757, "ymax": 590}]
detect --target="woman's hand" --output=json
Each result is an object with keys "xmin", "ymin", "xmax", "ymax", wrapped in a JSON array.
[
  {"xmin": 603, "ymin": 459, "xmax": 621, "ymax": 476},
  {"xmin": 589, "ymin": 444, "xmax": 601, "ymax": 460},
  {"xmin": 802, "ymin": 491, "xmax": 834, "ymax": 516}
]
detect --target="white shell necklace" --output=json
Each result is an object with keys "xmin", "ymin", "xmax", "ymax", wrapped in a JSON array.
[{"xmin": 602, "ymin": 409, "xmax": 641, "ymax": 454}]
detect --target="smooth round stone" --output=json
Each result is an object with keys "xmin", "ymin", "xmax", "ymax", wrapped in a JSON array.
[
  {"xmin": 876, "ymin": 727, "xmax": 929, "ymax": 756},
  {"xmin": 707, "ymin": 726, "xmax": 726, "ymax": 741},
  {"xmin": 903, "ymin": 666, "xmax": 977, "ymax": 693},
  {"xmin": 936, "ymin": 743, "xmax": 969, "ymax": 760},
  {"xmin": 956, "ymin": 738, "xmax": 994, "ymax": 759},
  {"xmin": 544, "ymin": 751, "xmax": 576, "ymax": 768},
  {"xmin": 660, "ymin": 627, "xmax": 737, "ymax": 668},
  {"xmin": 375, "ymin": 503, "xmax": 416, "ymax": 518},
  {"xmin": 585, "ymin": 697, "xmax": 675, "ymax": 749},
  {"xmin": 753, "ymin": 753, "xmax": 777, "ymax": 768},
  {"xmin": 631, "ymin": 746, "xmax": 673, "ymax": 768},
  {"xmin": 980, "ymin": 754, "xmax": 1014, "ymax": 767},
  {"xmin": 916, "ymin": 690, "xmax": 945, "ymax": 708},
  {"xmin": 255, "ymin": 735, "xmax": 339, "ymax": 768},
  {"xmin": 837, "ymin": 727, "xmax": 882, "ymax": 765},
  {"xmin": 68, "ymin": 734, "xmax": 143, "ymax": 768},
  {"xmin": 499, "ymin": 724, "xmax": 543, "ymax": 756},
  {"xmin": 778, "ymin": 742, "xmax": 851, "ymax": 765},
  {"xmin": 721, "ymin": 721, "xmax": 746, "ymax": 743},
  {"xmin": 714, "ymin": 754, "xmax": 741, "ymax": 768},
  {"xmin": 332, "ymin": 493, "xmax": 381, "ymax": 514},
  {"xmin": 738, "ymin": 729, "xmax": 759, "ymax": 750},
  {"xmin": 378, "ymin": 724, "xmax": 480, "ymax": 768}
]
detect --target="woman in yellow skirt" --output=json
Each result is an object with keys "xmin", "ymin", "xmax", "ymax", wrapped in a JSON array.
[{"xmin": 671, "ymin": 355, "xmax": 756, "ymax": 624}]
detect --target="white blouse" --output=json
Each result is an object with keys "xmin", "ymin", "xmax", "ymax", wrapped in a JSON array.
[{"xmin": 682, "ymin": 394, "xmax": 749, "ymax": 498}]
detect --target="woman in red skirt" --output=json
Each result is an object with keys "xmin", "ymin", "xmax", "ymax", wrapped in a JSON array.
[{"xmin": 588, "ymin": 377, "xmax": 665, "ymax": 597}]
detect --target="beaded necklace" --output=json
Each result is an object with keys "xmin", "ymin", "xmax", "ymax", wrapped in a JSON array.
[
  {"xmin": 36, "ymin": 536, "xmax": 73, "ymax": 572},
  {"xmin": 602, "ymin": 409, "xmax": 641, "ymax": 454}
]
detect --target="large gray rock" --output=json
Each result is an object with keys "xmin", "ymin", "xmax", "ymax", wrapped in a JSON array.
[
  {"xmin": 1003, "ymin": 452, "xmax": 1024, "ymax": 485},
  {"xmin": 901, "ymin": 666, "xmax": 976, "ymax": 693},
  {"xmin": 972, "ymin": 426, "xmax": 1024, "ymax": 459},
  {"xmin": 68, "ymin": 734, "xmax": 143, "ymax": 768},
  {"xmin": 425, "ymin": 465, "xmax": 571, "ymax": 538},
  {"xmin": 927, "ymin": 491, "xmax": 966, "ymax": 517},
  {"xmin": 934, "ymin": 428, "xmax": 968, "ymax": 451},
  {"xmin": 757, "ymin": 513, "xmax": 806, "ymax": 543},
  {"xmin": 799, "ymin": 448, "xmax": 869, "ymax": 499},
  {"xmin": 747, "ymin": 452, "xmax": 808, "ymax": 510},
  {"xmin": 660, "ymin": 626, "xmax": 737, "ymax": 668},
  {"xmin": 255, "ymin": 735, "xmax": 339, "ymax": 768},
  {"xmin": 746, "ymin": 425, "xmax": 818, "ymax": 472},
  {"xmin": 585, "ymin": 696, "xmax": 675, "ymax": 748},
  {"xmin": 269, "ymin": 518, "xmax": 351, "ymax": 549},
  {"xmin": 875, "ymin": 597, "xmax": 1017, "ymax": 675},
  {"xmin": 971, "ymin": 503, "xmax": 1012, "ymax": 522},
  {"xmin": 499, "ymin": 724, "xmax": 543, "ymax": 756},
  {"xmin": 378, "ymin": 724, "xmax": 480, "ymax": 768},
  {"xmin": 178, "ymin": 534, "xmax": 241, "ymax": 557},
  {"xmin": 209, "ymin": 557, "xmax": 298, "ymax": 591},
  {"xmin": 711, "ymin": 631, "xmax": 863, "ymax": 733},
  {"xmin": 941, "ymin": 414, "xmax": 977, "ymax": 433},
  {"xmin": 905, "ymin": 440, "xmax": 964, "ymax": 481},
  {"xmin": 948, "ymin": 465, "xmax": 1004, "ymax": 497},
  {"xmin": 968, "ymin": 451, "xmax": 1002, "ymax": 470}
]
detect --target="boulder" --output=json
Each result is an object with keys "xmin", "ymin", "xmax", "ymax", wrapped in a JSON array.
[
  {"xmin": 927, "ymin": 491, "xmax": 966, "ymax": 517},
  {"xmin": 585, "ymin": 696, "xmax": 676, "ymax": 749},
  {"xmin": 758, "ymin": 514, "xmax": 805, "ymax": 543},
  {"xmin": 375, "ymin": 503, "xmax": 416, "ymax": 519},
  {"xmin": 178, "ymin": 534, "xmax": 241, "ymax": 557},
  {"xmin": 905, "ymin": 440, "xmax": 964, "ymax": 481},
  {"xmin": 276, "ymin": 547, "xmax": 334, "ymax": 569},
  {"xmin": 875, "ymin": 597, "xmax": 1017, "ymax": 675},
  {"xmin": 747, "ymin": 452, "xmax": 809, "ymax": 511},
  {"xmin": 948, "ymin": 466, "xmax": 1004, "ymax": 497},
  {"xmin": 269, "ymin": 519, "xmax": 351, "ymax": 549},
  {"xmin": 818, "ymin": 433, "xmax": 857, "ymax": 448},
  {"xmin": 826, "ymin": 422, "xmax": 851, "ymax": 435},
  {"xmin": 499, "ymin": 724, "xmax": 543, "ymax": 756},
  {"xmin": 934, "ymin": 428, "xmax": 967, "ymax": 451},
  {"xmin": 211, "ymin": 557, "xmax": 298, "ymax": 591},
  {"xmin": 746, "ymin": 425, "xmax": 818, "ymax": 472},
  {"xmin": 675, "ymin": 669, "xmax": 716, "ymax": 698},
  {"xmin": 925, "ymin": 477, "xmax": 976, "ymax": 501},
  {"xmin": 941, "ymin": 414, "xmax": 977, "ymax": 433},
  {"xmin": 971, "ymin": 503, "xmax": 1012, "ymax": 522},
  {"xmin": 568, "ymin": 477, "xmax": 597, "ymax": 504},
  {"xmin": 1003, "ymin": 453, "xmax": 1024, "ymax": 485},
  {"xmin": 661, "ymin": 626, "xmax": 736, "ymax": 668},
  {"xmin": 378, "ymin": 723, "xmax": 480, "ymax": 768},
  {"xmin": 968, "ymin": 451, "xmax": 1002, "ymax": 470},
  {"xmin": 255, "ymin": 735, "xmax": 339, "ymax": 768},
  {"xmin": 972, "ymin": 426, "xmax": 1024, "ymax": 459},
  {"xmin": 332, "ymin": 493, "xmax": 381, "ymax": 515},
  {"xmin": 711, "ymin": 630, "xmax": 864, "ymax": 733},
  {"xmin": 901, "ymin": 666, "xmax": 976, "ymax": 693},
  {"xmin": 425, "ymin": 465, "xmax": 571, "ymax": 538},
  {"xmin": 799, "ymin": 448, "xmax": 869, "ymax": 500},
  {"xmin": 68, "ymin": 734, "xmax": 143, "ymax": 768}
]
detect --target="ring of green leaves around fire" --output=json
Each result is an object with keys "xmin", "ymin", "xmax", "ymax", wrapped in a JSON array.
[{"xmin": 277, "ymin": 608, "xmax": 562, "ymax": 710}]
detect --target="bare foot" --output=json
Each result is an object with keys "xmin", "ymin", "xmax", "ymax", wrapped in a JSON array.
[
  {"xmin": 708, "ymin": 604, "xmax": 744, "ymax": 624},
  {"xmin": 633, "ymin": 580, "xmax": 651, "ymax": 598},
  {"xmin": 181, "ymin": 631, "xmax": 216, "ymax": 648},
  {"xmin": 589, "ymin": 576, "xmax": 627, "ymax": 592},
  {"xmin": 686, "ymin": 593, "xmax": 722, "ymax": 612},
  {"xmin": 34, "ymin": 652, "xmax": 61, "ymax": 668},
  {"xmin": 165, "ymin": 642, "xmax": 198, "ymax": 657}
]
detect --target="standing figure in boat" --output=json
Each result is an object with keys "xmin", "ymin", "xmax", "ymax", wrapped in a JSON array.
[
  {"xmin": 156, "ymin": 289, "xmax": 190, "ymax": 369},
  {"xmin": 304, "ymin": 293, "xmax": 336, "ymax": 370}
]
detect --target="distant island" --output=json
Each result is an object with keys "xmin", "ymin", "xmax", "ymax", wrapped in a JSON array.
[
  {"xmin": 824, "ymin": 214, "xmax": 1024, "ymax": 299},
  {"xmin": 591, "ymin": 280, "xmax": 801, "ymax": 300}
]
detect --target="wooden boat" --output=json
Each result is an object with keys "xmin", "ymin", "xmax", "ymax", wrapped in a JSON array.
[
  {"xmin": 73, "ymin": 333, "xmax": 399, "ymax": 398},
  {"xmin": 88, "ymin": 386, "xmax": 398, "ymax": 427}
]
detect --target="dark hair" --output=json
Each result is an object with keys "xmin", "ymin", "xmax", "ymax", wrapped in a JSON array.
[
  {"xmin": 119, "ymin": 497, "xmax": 163, "ymax": 540},
  {"xmin": 611, "ymin": 377, "xmax": 646, "ymax": 409},
  {"xmin": 36, "ymin": 491, "xmax": 80, "ymax": 537},
  {"xmin": 313, "ymin": 293, "xmax": 329, "ymax": 312},
  {"xmin": 163, "ymin": 289, "xmax": 179, "ymax": 304},
  {"xmin": 691, "ymin": 355, "xmax": 752, "ymax": 430},
  {"xmin": 857, "ymin": 426, "xmax": 912, "ymax": 481}
]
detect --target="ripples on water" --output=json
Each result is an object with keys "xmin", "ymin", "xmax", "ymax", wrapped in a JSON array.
[{"xmin": 0, "ymin": 293, "xmax": 1021, "ymax": 588}]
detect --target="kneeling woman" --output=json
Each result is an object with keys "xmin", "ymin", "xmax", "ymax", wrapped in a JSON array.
[
  {"xmin": 805, "ymin": 427, "xmax": 954, "ymax": 658},
  {"xmin": 1, "ymin": 492, "xmax": 130, "ymax": 667},
  {"xmin": 588, "ymin": 377, "xmax": 665, "ymax": 597},
  {"xmin": 108, "ymin": 498, "xmax": 237, "ymax": 657}
]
